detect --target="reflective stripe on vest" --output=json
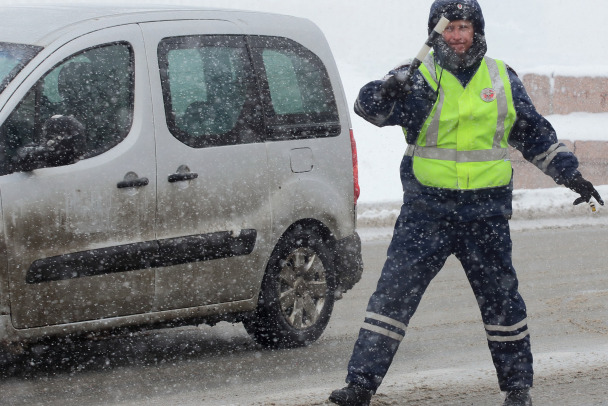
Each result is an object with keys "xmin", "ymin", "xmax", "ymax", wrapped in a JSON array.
[{"xmin": 406, "ymin": 55, "xmax": 517, "ymax": 190}]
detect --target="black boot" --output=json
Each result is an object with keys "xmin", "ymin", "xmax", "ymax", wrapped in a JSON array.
[
  {"xmin": 329, "ymin": 383, "xmax": 373, "ymax": 406},
  {"xmin": 503, "ymin": 388, "xmax": 532, "ymax": 406}
]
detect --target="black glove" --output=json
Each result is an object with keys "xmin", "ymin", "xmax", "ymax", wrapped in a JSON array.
[
  {"xmin": 564, "ymin": 175, "xmax": 605, "ymax": 206},
  {"xmin": 379, "ymin": 74, "xmax": 412, "ymax": 99}
]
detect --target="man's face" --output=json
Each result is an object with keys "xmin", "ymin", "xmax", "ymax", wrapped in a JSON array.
[{"xmin": 442, "ymin": 20, "xmax": 474, "ymax": 55}]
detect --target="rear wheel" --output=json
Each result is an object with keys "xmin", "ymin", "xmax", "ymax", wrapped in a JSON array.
[
  {"xmin": 244, "ymin": 225, "xmax": 335, "ymax": 348},
  {"xmin": 0, "ymin": 342, "xmax": 25, "ymax": 372}
]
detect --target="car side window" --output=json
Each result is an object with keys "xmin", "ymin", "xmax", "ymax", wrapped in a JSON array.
[
  {"xmin": 158, "ymin": 35, "xmax": 261, "ymax": 148},
  {"xmin": 0, "ymin": 42, "xmax": 134, "ymax": 175},
  {"xmin": 249, "ymin": 36, "xmax": 340, "ymax": 141}
]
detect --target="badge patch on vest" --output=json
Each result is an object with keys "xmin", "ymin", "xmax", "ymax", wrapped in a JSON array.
[{"xmin": 480, "ymin": 88, "xmax": 496, "ymax": 102}]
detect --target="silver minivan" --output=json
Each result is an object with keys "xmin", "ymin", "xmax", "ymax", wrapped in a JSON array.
[{"xmin": 0, "ymin": 5, "xmax": 362, "ymax": 354}]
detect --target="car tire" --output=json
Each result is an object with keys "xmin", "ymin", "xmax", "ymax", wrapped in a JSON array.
[
  {"xmin": 243, "ymin": 225, "xmax": 335, "ymax": 349},
  {"xmin": 0, "ymin": 343, "xmax": 24, "ymax": 372}
]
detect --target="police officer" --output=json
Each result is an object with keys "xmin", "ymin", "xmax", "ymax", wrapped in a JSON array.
[{"xmin": 329, "ymin": 1, "xmax": 604, "ymax": 405}]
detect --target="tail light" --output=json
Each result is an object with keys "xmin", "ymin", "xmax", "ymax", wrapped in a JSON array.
[{"xmin": 350, "ymin": 129, "xmax": 360, "ymax": 205}]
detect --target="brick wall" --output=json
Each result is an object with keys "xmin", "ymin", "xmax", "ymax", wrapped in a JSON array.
[
  {"xmin": 522, "ymin": 73, "xmax": 608, "ymax": 115},
  {"xmin": 513, "ymin": 74, "xmax": 608, "ymax": 188}
]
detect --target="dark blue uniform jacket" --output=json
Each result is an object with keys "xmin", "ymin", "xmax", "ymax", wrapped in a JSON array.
[{"xmin": 354, "ymin": 61, "xmax": 581, "ymax": 222}]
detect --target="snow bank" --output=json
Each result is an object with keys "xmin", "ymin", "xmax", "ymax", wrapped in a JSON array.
[{"xmin": 545, "ymin": 113, "xmax": 608, "ymax": 141}]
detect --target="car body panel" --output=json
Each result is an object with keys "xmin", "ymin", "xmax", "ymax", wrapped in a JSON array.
[
  {"xmin": 140, "ymin": 20, "xmax": 272, "ymax": 311},
  {"xmin": 0, "ymin": 24, "xmax": 157, "ymax": 329}
]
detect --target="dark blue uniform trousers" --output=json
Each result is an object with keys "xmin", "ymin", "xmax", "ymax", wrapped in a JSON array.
[{"xmin": 346, "ymin": 212, "xmax": 533, "ymax": 392}]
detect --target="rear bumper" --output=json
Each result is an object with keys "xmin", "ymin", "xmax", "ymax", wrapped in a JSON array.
[{"xmin": 333, "ymin": 231, "xmax": 364, "ymax": 295}]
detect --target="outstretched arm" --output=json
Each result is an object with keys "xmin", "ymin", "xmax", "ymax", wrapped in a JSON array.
[{"xmin": 507, "ymin": 70, "xmax": 604, "ymax": 206}]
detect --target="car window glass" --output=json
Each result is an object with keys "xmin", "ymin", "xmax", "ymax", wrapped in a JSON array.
[
  {"xmin": 0, "ymin": 42, "xmax": 134, "ymax": 175},
  {"xmin": 250, "ymin": 36, "xmax": 340, "ymax": 140},
  {"xmin": 262, "ymin": 49, "xmax": 331, "ymax": 116},
  {"xmin": 0, "ymin": 42, "xmax": 42, "ymax": 94},
  {"xmin": 0, "ymin": 56, "xmax": 21, "ymax": 85},
  {"xmin": 158, "ymin": 35, "xmax": 260, "ymax": 148},
  {"xmin": 166, "ymin": 48, "xmax": 208, "ymax": 117},
  {"xmin": 0, "ymin": 59, "xmax": 17, "ymax": 82},
  {"xmin": 41, "ymin": 54, "xmax": 90, "ymax": 104},
  {"xmin": 262, "ymin": 50, "xmax": 305, "ymax": 115}
]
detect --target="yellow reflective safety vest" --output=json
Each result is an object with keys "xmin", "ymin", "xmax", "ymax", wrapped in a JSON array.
[{"xmin": 405, "ymin": 55, "xmax": 517, "ymax": 190}]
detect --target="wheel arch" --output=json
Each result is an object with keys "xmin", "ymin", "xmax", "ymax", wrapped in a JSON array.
[
  {"xmin": 243, "ymin": 217, "xmax": 337, "ymax": 348},
  {"xmin": 268, "ymin": 218, "xmax": 337, "ymax": 284}
]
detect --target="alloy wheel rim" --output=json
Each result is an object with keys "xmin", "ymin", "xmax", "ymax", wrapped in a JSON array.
[{"xmin": 278, "ymin": 247, "xmax": 327, "ymax": 329}]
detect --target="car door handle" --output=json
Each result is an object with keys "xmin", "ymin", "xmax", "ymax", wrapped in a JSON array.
[
  {"xmin": 117, "ymin": 172, "xmax": 149, "ymax": 189},
  {"xmin": 168, "ymin": 165, "xmax": 198, "ymax": 183},
  {"xmin": 168, "ymin": 172, "xmax": 198, "ymax": 183}
]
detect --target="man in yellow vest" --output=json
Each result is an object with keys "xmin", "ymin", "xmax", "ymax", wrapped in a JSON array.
[{"xmin": 329, "ymin": 1, "xmax": 604, "ymax": 405}]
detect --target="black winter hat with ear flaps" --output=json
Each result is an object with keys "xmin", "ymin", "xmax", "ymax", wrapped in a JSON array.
[{"xmin": 428, "ymin": 0, "xmax": 485, "ymax": 35}]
